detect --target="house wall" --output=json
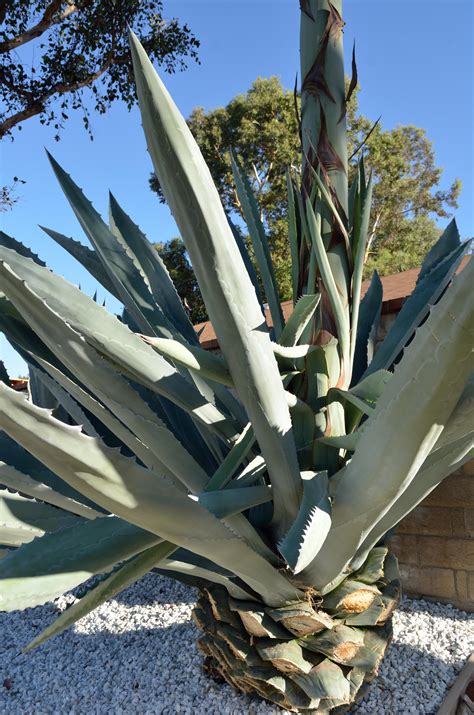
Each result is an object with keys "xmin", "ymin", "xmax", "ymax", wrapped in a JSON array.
[{"xmin": 377, "ymin": 312, "xmax": 473, "ymax": 612}]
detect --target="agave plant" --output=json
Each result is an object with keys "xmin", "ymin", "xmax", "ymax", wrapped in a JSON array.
[{"xmin": 0, "ymin": 2, "xmax": 472, "ymax": 712}]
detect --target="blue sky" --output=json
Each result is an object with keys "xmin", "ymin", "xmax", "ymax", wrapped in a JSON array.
[{"xmin": 1, "ymin": 0, "xmax": 473, "ymax": 375}]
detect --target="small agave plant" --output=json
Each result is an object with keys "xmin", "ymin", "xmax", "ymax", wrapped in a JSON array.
[{"xmin": 0, "ymin": 2, "xmax": 472, "ymax": 712}]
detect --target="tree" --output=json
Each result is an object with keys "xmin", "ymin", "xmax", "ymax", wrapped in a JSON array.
[
  {"xmin": 151, "ymin": 76, "xmax": 460, "ymax": 311},
  {"xmin": 156, "ymin": 238, "xmax": 207, "ymax": 324},
  {"xmin": 0, "ymin": 1, "xmax": 199, "ymax": 140}
]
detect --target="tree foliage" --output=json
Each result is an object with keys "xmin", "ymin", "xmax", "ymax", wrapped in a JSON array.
[
  {"xmin": 151, "ymin": 76, "xmax": 460, "ymax": 314},
  {"xmin": 0, "ymin": 1, "xmax": 199, "ymax": 139},
  {"xmin": 156, "ymin": 237, "xmax": 208, "ymax": 324}
]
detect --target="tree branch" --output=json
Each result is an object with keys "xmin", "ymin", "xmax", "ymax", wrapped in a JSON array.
[
  {"xmin": 0, "ymin": 0, "xmax": 93, "ymax": 54},
  {"xmin": 0, "ymin": 50, "xmax": 114, "ymax": 137}
]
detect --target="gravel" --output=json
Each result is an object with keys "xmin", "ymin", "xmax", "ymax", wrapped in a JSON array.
[{"xmin": 0, "ymin": 573, "xmax": 472, "ymax": 714}]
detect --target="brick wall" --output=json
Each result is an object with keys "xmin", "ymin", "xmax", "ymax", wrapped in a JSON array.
[
  {"xmin": 378, "ymin": 312, "xmax": 474, "ymax": 611},
  {"xmin": 388, "ymin": 434, "xmax": 473, "ymax": 611}
]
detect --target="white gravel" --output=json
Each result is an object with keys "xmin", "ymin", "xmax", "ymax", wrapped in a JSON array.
[{"xmin": 0, "ymin": 573, "xmax": 472, "ymax": 714}]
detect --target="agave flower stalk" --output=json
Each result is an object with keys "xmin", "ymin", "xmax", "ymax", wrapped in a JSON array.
[{"xmin": 0, "ymin": 2, "xmax": 472, "ymax": 713}]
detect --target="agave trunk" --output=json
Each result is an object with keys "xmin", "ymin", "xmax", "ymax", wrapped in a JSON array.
[{"xmin": 193, "ymin": 548, "xmax": 401, "ymax": 712}]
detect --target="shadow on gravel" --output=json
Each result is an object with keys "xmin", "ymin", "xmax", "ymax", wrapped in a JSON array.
[{"xmin": 1, "ymin": 583, "xmax": 470, "ymax": 714}]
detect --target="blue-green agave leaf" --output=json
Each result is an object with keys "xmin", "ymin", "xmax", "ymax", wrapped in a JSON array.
[
  {"xmin": 351, "ymin": 270, "xmax": 382, "ymax": 385},
  {"xmin": 0, "ymin": 462, "xmax": 101, "ymax": 520},
  {"xmin": 278, "ymin": 471, "xmax": 331, "ymax": 574},
  {"xmin": 40, "ymin": 226, "xmax": 120, "ymax": 299},
  {"xmin": 230, "ymin": 149, "xmax": 284, "ymax": 338},
  {"xmin": 109, "ymin": 193, "xmax": 198, "ymax": 345},
  {"xmin": 129, "ymin": 31, "xmax": 302, "ymax": 536},
  {"xmin": 0, "ymin": 384, "xmax": 302, "ymax": 606},
  {"xmin": 23, "ymin": 540, "xmax": 177, "ymax": 652},
  {"xmin": 0, "ymin": 489, "xmax": 82, "ymax": 547},
  {"xmin": 0, "ymin": 515, "xmax": 162, "ymax": 610},
  {"xmin": 366, "ymin": 242, "xmax": 468, "ymax": 375}
]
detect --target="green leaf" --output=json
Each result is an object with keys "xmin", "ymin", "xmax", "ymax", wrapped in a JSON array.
[
  {"xmin": 350, "ymin": 172, "xmax": 373, "ymax": 366},
  {"xmin": 141, "ymin": 335, "xmax": 233, "ymax": 387},
  {"xmin": 291, "ymin": 659, "xmax": 350, "ymax": 703},
  {"xmin": 129, "ymin": 31, "xmax": 302, "ymax": 536},
  {"xmin": 349, "ymin": 369, "xmax": 392, "ymax": 402},
  {"xmin": 47, "ymin": 153, "xmax": 178, "ymax": 341},
  {"xmin": 195, "ymin": 485, "xmax": 272, "ymax": 519},
  {"xmin": 278, "ymin": 294, "xmax": 320, "ymax": 347},
  {"xmin": 306, "ymin": 199, "xmax": 350, "ymax": 377},
  {"xmin": 286, "ymin": 170, "xmax": 300, "ymax": 302},
  {"xmin": 316, "ymin": 430, "xmax": 362, "ymax": 452},
  {"xmin": 0, "ymin": 231, "xmax": 46, "ymax": 267},
  {"xmin": 228, "ymin": 217, "xmax": 264, "ymax": 312},
  {"xmin": 278, "ymin": 471, "xmax": 331, "ymax": 574},
  {"xmin": 24, "ymin": 540, "xmax": 177, "ymax": 652},
  {"xmin": 0, "ymin": 489, "xmax": 82, "ymax": 547},
  {"xmin": 108, "ymin": 193, "xmax": 198, "ymax": 345},
  {"xmin": 0, "ymin": 245, "xmax": 237, "ymax": 450},
  {"xmin": 0, "ymin": 359, "xmax": 9, "ymax": 385},
  {"xmin": 0, "ymin": 383, "xmax": 302, "ymax": 606},
  {"xmin": 206, "ymin": 422, "xmax": 255, "ymax": 491},
  {"xmin": 0, "ymin": 515, "xmax": 161, "ymax": 610},
  {"xmin": 40, "ymin": 226, "xmax": 120, "ymax": 299},
  {"xmin": 0, "ymin": 462, "xmax": 101, "ymax": 520},
  {"xmin": 351, "ymin": 270, "xmax": 382, "ymax": 384},
  {"xmin": 230, "ymin": 149, "xmax": 284, "ymax": 338},
  {"xmin": 366, "ymin": 242, "xmax": 468, "ymax": 375},
  {"xmin": 417, "ymin": 219, "xmax": 461, "ymax": 284},
  {"xmin": 307, "ymin": 260, "xmax": 474, "ymax": 590}
]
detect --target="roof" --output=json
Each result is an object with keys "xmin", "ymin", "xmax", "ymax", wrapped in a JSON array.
[{"xmin": 196, "ymin": 256, "xmax": 470, "ymax": 351}]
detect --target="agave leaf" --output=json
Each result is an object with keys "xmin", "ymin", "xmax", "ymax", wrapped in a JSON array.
[
  {"xmin": 195, "ymin": 485, "xmax": 272, "ymax": 519},
  {"xmin": 366, "ymin": 242, "xmax": 468, "ymax": 375},
  {"xmin": 0, "ymin": 489, "xmax": 82, "ymax": 547},
  {"xmin": 0, "ymin": 246, "xmax": 237, "ymax": 445},
  {"xmin": 417, "ymin": 218, "xmax": 461, "ymax": 284},
  {"xmin": 48, "ymin": 153, "xmax": 182, "ymax": 341},
  {"xmin": 278, "ymin": 471, "xmax": 331, "ymax": 574},
  {"xmin": 0, "ymin": 384, "xmax": 302, "ymax": 606},
  {"xmin": 0, "ymin": 428, "xmax": 101, "ymax": 511},
  {"xmin": 286, "ymin": 170, "xmax": 300, "ymax": 302},
  {"xmin": 28, "ymin": 365, "xmax": 100, "ymax": 437},
  {"xmin": 108, "ymin": 193, "xmax": 198, "ymax": 345},
  {"xmin": 40, "ymin": 227, "xmax": 120, "ymax": 299},
  {"xmin": 305, "ymin": 163, "xmax": 351, "ymax": 254},
  {"xmin": 0, "ymin": 312, "xmax": 177, "ymax": 479},
  {"xmin": 232, "ymin": 455, "xmax": 267, "ymax": 488},
  {"xmin": 0, "ymin": 268, "xmax": 209, "ymax": 493},
  {"xmin": 354, "ymin": 431, "xmax": 473, "ymax": 571},
  {"xmin": 0, "ymin": 462, "xmax": 101, "ymax": 519},
  {"xmin": 24, "ymin": 540, "xmax": 177, "ymax": 652},
  {"xmin": 306, "ymin": 198, "xmax": 350, "ymax": 378},
  {"xmin": 278, "ymin": 294, "xmax": 320, "ymax": 348},
  {"xmin": 306, "ymin": 261, "xmax": 474, "ymax": 589},
  {"xmin": 228, "ymin": 217, "xmax": 265, "ymax": 312},
  {"xmin": 316, "ymin": 430, "xmax": 362, "ymax": 452},
  {"xmin": 158, "ymin": 557, "xmax": 256, "ymax": 601},
  {"xmin": 327, "ymin": 388, "xmax": 374, "ymax": 417},
  {"xmin": 206, "ymin": 423, "xmax": 255, "ymax": 491},
  {"xmin": 141, "ymin": 335, "xmax": 233, "ymax": 387},
  {"xmin": 429, "ymin": 375, "xmax": 474, "ymax": 453},
  {"xmin": 291, "ymin": 659, "xmax": 350, "ymax": 703},
  {"xmin": 230, "ymin": 150, "xmax": 284, "ymax": 338},
  {"xmin": 0, "ymin": 515, "xmax": 162, "ymax": 611},
  {"xmin": 350, "ymin": 172, "xmax": 373, "ymax": 366},
  {"xmin": 348, "ymin": 369, "xmax": 392, "ymax": 402},
  {"xmin": 129, "ymin": 31, "xmax": 302, "ymax": 535},
  {"xmin": 351, "ymin": 270, "xmax": 382, "ymax": 385},
  {"xmin": 0, "ymin": 359, "xmax": 9, "ymax": 385},
  {"xmin": 0, "ymin": 231, "xmax": 47, "ymax": 267}
]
